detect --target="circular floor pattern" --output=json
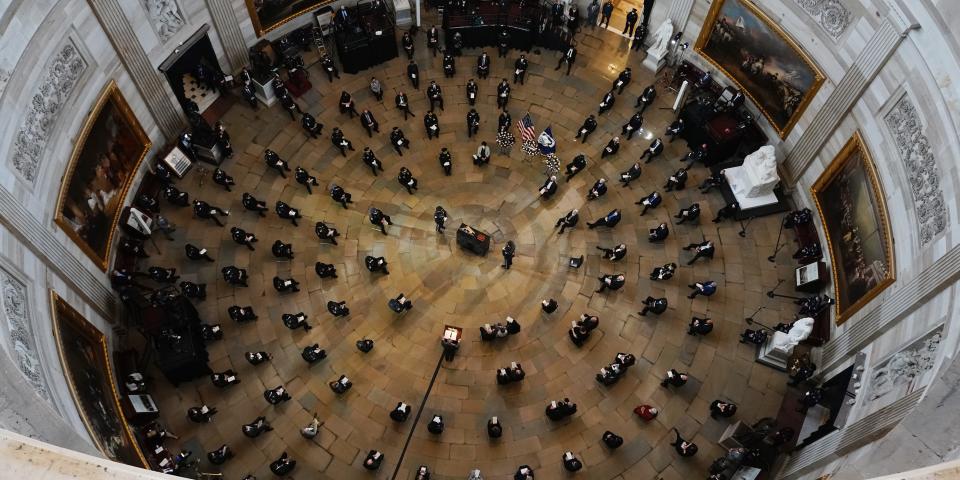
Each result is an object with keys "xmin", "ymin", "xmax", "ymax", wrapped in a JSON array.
[{"xmin": 148, "ymin": 19, "xmax": 797, "ymax": 480}]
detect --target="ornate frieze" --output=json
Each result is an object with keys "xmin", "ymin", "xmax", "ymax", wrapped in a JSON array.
[
  {"xmin": 10, "ymin": 40, "xmax": 88, "ymax": 183},
  {"xmin": 0, "ymin": 269, "xmax": 50, "ymax": 403},
  {"xmin": 143, "ymin": 0, "xmax": 186, "ymax": 43},
  {"xmin": 794, "ymin": 0, "xmax": 853, "ymax": 40},
  {"xmin": 884, "ymin": 94, "xmax": 948, "ymax": 246}
]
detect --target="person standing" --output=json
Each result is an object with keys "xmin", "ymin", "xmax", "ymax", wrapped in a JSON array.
[
  {"xmin": 438, "ymin": 148, "xmax": 453, "ymax": 176},
  {"xmin": 586, "ymin": 0, "xmax": 600, "ymax": 28},
  {"xmin": 466, "ymin": 78, "xmax": 479, "ymax": 105},
  {"xmin": 502, "ymin": 240, "xmax": 516, "ymax": 269},
  {"xmin": 427, "ymin": 25, "xmax": 440, "ymax": 56},
  {"xmin": 467, "ymin": 109, "xmax": 481, "ymax": 137},
  {"xmin": 496, "ymin": 79, "xmax": 510, "ymax": 109},
  {"xmin": 599, "ymin": 0, "xmax": 614, "ymax": 28},
  {"xmin": 623, "ymin": 8, "xmax": 639, "ymax": 36},
  {"xmin": 360, "ymin": 109, "xmax": 380, "ymax": 137},
  {"xmin": 555, "ymin": 46, "xmax": 576, "ymax": 75},
  {"xmin": 434, "ymin": 206, "xmax": 448, "ymax": 233},
  {"xmin": 514, "ymin": 55, "xmax": 528, "ymax": 84},
  {"xmin": 407, "ymin": 59, "xmax": 420, "ymax": 89}
]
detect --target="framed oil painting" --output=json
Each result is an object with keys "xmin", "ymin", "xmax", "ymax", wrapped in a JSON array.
[
  {"xmin": 694, "ymin": 0, "xmax": 825, "ymax": 138},
  {"xmin": 245, "ymin": 0, "xmax": 331, "ymax": 36},
  {"xmin": 50, "ymin": 291, "xmax": 146, "ymax": 467},
  {"xmin": 812, "ymin": 133, "xmax": 895, "ymax": 324},
  {"xmin": 55, "ymin": 81, "xmax": 150, "ymax": 271}
]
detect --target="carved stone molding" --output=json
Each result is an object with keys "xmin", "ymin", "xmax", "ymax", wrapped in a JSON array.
[
  {"xmin": 794, "ymin": 0, "xmax": 853, "ymax": 40},
  {"xmin": 0, "ymin": 268, "xmax": 51, "ymax": 403},
  {"xmin": 884, "ymin": 94, "xmax": 948, "ymax": 246},
  {"xmin": 0, "ymin": 68, "xmax": 10, "ymax": 99},
  {"xmin": 143, "ymin": 0, "xmax": 186, "ymax": 43},
  {"xmin": 10, "ymin": 39, "xmax": 87, "ymax": 183}
]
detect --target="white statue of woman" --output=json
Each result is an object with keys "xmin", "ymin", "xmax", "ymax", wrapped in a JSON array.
[
  {"xmin": 771, "ymin": 317, "xmax": 815, "ymax": 352},
  {"xmin": 649, "ymin": 20, "xmax": 674, "ymax": 56}
]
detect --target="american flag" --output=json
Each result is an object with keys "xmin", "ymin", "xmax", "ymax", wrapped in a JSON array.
[{"xmin": 517, "ymin": 113, "xmax": 536, "ymax": 142}]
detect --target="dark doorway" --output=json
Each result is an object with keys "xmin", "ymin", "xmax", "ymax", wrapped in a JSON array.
[{"xmin": 158, "ymin": 25, "xmax": 225, "ymax": 116}]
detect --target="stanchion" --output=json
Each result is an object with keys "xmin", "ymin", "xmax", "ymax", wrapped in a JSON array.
[
  {"xmin": 738, "ymin": 216, "xmax": 754, "ymax": 238},
  {"xmin": 744, "ymin": 307, "xmax": 775, "ymax": 332},
  {"xmin": 768, "ymin": 216, "xmax": 787, "ymax": 262},
  {"xmin": 766, "ymin": 279, "xmax": 804, "ymax": 301}
]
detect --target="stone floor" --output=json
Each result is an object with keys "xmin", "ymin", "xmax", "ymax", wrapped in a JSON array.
[{"xmin": 146, "ymin": 16, "xmax": 799, "ymax": 480}]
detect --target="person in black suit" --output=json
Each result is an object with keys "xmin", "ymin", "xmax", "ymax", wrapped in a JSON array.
[
  {"xmin": 301, "ymin": 112, "xmax": 323, "ymax": 138},
  {"xmin": 230, "ymin": 227, "xmax": 257, "ymax": 250},
  {"xmin": 675, "ymin": 203, "xmax": 701, "ymax": 224},
  {"xmin": 407, "ymin": 60, "xmax": 420, "ymax": 89},
  {"xmin": 424, "ymin": 111, "xmax": 440, "ymax": 139},
  {"xmin": 295, "ymin": 166, "xmax": 319, "ymax": 194},
  {"xmin": 598, "ymin": 90, "xmax": 616, "ymax": 115},
  {"xmin": 640, "ymin": 138, "xmax": 664, "ymax": 163},
  {"xmin": 427, "ymin": 25, "xmax": 440, "ymax": 56},
  {"xmin": 398, "ymin": 166, "xmax": 419, "ymax": 193},
  {"xmin": 390, "ymin": 127, "xmax": 411, "ymax": 156},
  {"xmin": 330, "ymin": 184, "xmax": 353, "ymax": 209},
  {"xmin": 684, "ymin": 240, "xmax": 715, "ymax": 264},
  {"xmin": 597, "ymin": 243, "xmax": 626, "ymax": 261},
  {"xmin": 242, "ymin": 193, "xmax": 268, "ymax": 216},
  {"xmin": 555, "ymin": 209, "xmax": 579, "ymax": 234},
  {"xmin": 339, "ymin": 91, "xmax": 358, "ymax": 118},
  {"xmin": 601, "ymin": 137, "xmax": 621, "ymax": 158},
  {"xmin": 315, "ymin": 222, "xmax": 340, "ymax": 245},
  {"xmin": 555, "ymin": 46, "xmax": 577, "ymax": 75},
  {"xmin": 264, "ymin": 149, "xmax": 290, "ymax": 177},
  {"xmin": 586, "ymin": 209, "xmax": 622, "ymax": 229},
  {"xmin": 456, "ymin": 76, "xmax": 475, "ymax": 108},
  {"xmin": 365, "ymin": 255, "xmax": 390, "ymax": 274},
  {"xmin": 498, "ymin": 109, "xmax": 511, "ymax": 133},
  {"xmin": 360, "ymin": 109, "xmax": 379, "ymax": 137},
  {"xmin": 438, "ymin": 148, "xmax": 453, "ymax": 176},
  {"xmin": 427, "ymin": 81, "xmax": 444, "ymax": 111},
  {"xmin": 502, "ymin": 240, "xmax": 515, "ymax": 269},
  {"xmin": 362, "ymin": 147, "xmax": 384, "ymax": 176},
  {"xmin": 396, "ymin": 90, "xmax": 414, "ymax": 119},
  {"xmin": 639, "ymin": 297, "xmax": 668, "ymax": 316},
  {"xmin": 514, "ymin": 55, "xmax": 528, "ymax": 84},
  {"xmin": 497, "ymin": 29, "xmax": 511, "ymax": 57},
  {"xmin": 275, "ymin": 201, "xmax": 302, "ymax": 226},
  {"xmin": 477, "ymin": 51, "xmax": 491, "ymax": 78},
  {"xmin": 636, "ymin": 85, "xmax": 656, "ymax": 113},
  {"xmin": 575, "ymin": 115, "xmax": 597, "ymax": 142},
  {"xmin": 162, "ymin": 184, "xmax": 189, "ymax": 207},
  {"xmin": 595, "ymin": 274, "xmax": 625, "ymax": 293},
  {"xmin": 443, "ymin": 53, "xmax": 456, "ymax": 78},
  {"xmin": 330, "ymin": 127, "xmax": 355, "ymax": 157},
  {"xmin": 565, "ymin": 154, "xmax": 587, "ymax": 181},
  {"xmin": 666, "ymin": 118, "xmax": 685, "ymax": 142},
  {"xmin": 272, "ymin": 240, "xmax": 294, "ymax": 259},
  {"xmin": 320, "ymin": 54, "xmax": 339, "ymax": 82},
  {"xmin": 369, "ymin": 207, "xmax": 393, "ymax": 235},
  {"xmin": 613, "ymin": 68, "xmax": 631, "ymax": 94},
  {"xmin": 622, "ymin": 112, "xmax": 643, "ymax": 139},
  {"xmin": 402, "ymin": 31, "xmax": 414, "ymax": 59},
  {"xmin": 193, "ymin": 200, "xmax": 229, "ymax": 226},
  {"xmin": 664, "ymin": 167, "xmax": 689, "ymax": 191},
  {"xmin": 620, "ymin": 162, "xmax": 642, "ymax": 187},
  {"xmin": 649, "ymin": 223, "xmax": 669, "ymax": 242},
  {"xmin": 538, "ymin": 176, "xmax": 558, "ymax": 199},
  {"xmin": 466, "ymin": 109, "xmax": 481, "ymax": 137},
  {"xmin": 434, "ymin": 206, "xmax": 448, "ymax": 233},
  {"xmin": 496, "ymin": 79, "xmax": 510, "ymax": 109}
]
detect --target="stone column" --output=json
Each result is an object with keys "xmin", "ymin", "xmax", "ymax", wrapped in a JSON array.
[
  {"xmin": 666, "ymin": 0, "xmax": 694, "ymax": 34},
  {"xmin": 205, "ymin": 0, "xmax": 248, "ymax": 72},
  {"xmin": 782, "ymin": 13, "xmax": 917, "ymax": 184},
  {"xmin": 0, "ymin": 187, "xmax": 116, "ymax": 321},
  {"xmin": 86, "ymin": 0, "xmax": 184, "ymax": 140}
]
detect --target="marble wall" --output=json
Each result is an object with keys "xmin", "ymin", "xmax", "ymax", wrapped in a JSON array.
[{"xmin": 668, "ymin": 0, "xmax": 960, "ymax": 477}]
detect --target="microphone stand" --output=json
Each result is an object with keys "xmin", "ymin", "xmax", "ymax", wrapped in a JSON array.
[
  {"xmin": 765, "ymin": 279, "xmax": 804, "ymax": 301},
  {"xmin": 738, "ymin": 216, "xmax": 754, "ymax": 238},
  {"xmin": 768, "ymin": 216, "xmax": 787, "ymax": 262},
  {"xmin": 744, "ymin": 307, "xmax": 775, "ymax": 332}
]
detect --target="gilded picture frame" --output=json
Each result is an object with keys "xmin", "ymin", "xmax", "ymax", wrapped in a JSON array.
[
  {"xmin": 54, "ymin": 80, "xmax": 151, "ymax": 271},
  {"xmin": 811, "ymin": 132, "xmax": 895, "ymax": 324},
  {"xmin": 50, "ymin": 291, "xmax": 147, "ymax": 467},
  {"xmin": 694, "ymin": 0, "xmax": 825, "ymax": 139},
  {"xmin": 244, "ymin": 0, "xmax": 332, "ymax": 37}
]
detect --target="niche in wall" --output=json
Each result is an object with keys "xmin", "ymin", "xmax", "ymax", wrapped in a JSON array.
[{"xmin": 158, "ymin": 25, "xmax": 224, "ymax": 115}]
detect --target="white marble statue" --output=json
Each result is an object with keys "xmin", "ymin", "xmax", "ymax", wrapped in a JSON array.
[
  {"xmin": 770, "ymin": 317, "xmax": 816, "ymax": 353},
  {"xmin": 731, "ymin": 145, "xmax": 779, "ymax": 197},
  {"xmin": 145, "ymin": 0, "xmax": 186, "ymax": 43},
  {"xmin": 649, "ymin": 20, "xmax": 674, "ymax": 57}
]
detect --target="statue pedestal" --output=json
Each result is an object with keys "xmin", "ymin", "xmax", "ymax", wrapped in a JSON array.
[
  {"xmin": 723, "ymin": 166, "xmax": 780, "ymax": 210},
  {"xmin": 252, "ymin": 75, "xmax": 277, "ymax": 107},
  {"xmin": 642, "ymin": 48, "xmax": 668, "ymax": 73},
  {"xmin": 756, "ymin": 334, "xmax": 792, "ymax": 371}
]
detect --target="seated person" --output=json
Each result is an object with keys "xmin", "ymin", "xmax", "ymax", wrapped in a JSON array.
[
  {"xmin": 270, "ymin": 452, "xmax": 296, "ymax": 476},
  {"xmin": 273, "ymin": 276, "xmax": 300, "ymax": 293},
  {"xmin": 578, "ymin": 314, "xmax": 600, "ymax": 331},
  {"xmin": 619, "ymin": 162, "xmax": 642, "ymax": 186},
  {"xmin": 245, "ymin": 351, "xmax": 271, "ymax": 365},
  {"xmin": 487, "ymin": 417, "xmax": 502, "ymax": 438},
  {"xmin": 275, "ymin": 201, "xmax": 302, "ymax": 225},
  {"xmin": 586, "ymin": 209, "xmax": 622, "ymax": 229},
  {"xmin": 650, "ymin": 262, "xmax": 677, "ymax": 281},
  {"xmin": 666, "ymin": 118, "xmax": 685, "ymax": 141},
  {"xmin": 638, "ymin": 296, "xmax": 668, "ymax": 315},
  {"xmin": 301, "ymin": 344, "xmax": 327, "ymax": 363},
  {"xmin": 616, "ymin": 352, "xmax": 637, "ymax": 368},
  {"xmin": 282, "ymin": 312, "xmax": 311, "ymax": 331},
  {"xmin": 327, "ymin": 300, "xmax": 350, "ymax": 317},
  {"xmin": 315, "ymin": 221, "xmax": 341, "ymax": 245},
  {"xmin": 740, "ymin": 328, "xmax": 767, "ymax": 345},
  {"xmin": 363, "ymin": 450, "xmax": 384, "ymax": 470},
  {"xmin": 710, "ymin": 400, "xmax": 738, "ymax": 418},
  {"xmin": 365, "ymin": 255, "xmax": 390, "ymax": 274},
  {"xmin": 596, "ymin": 362, "xmax": 624, "ymax": 385},
  {"xmin": 505, "ymin": 316, "xmax": 521, "ymax": 334},
  {"xmin": 508, "ymin": 362, "xmax": 525, "ymax": 382},
  {"xmin": 427, "ymin": 415, "xmax": 444, "ymax": 434},
  {"xmin": 541, "ymin": 298, "xmax": 558, "ymax": 313},
  {"xmin": 228, "ymin": 305, "xmax": 257, "ymax": 323},
  {"xmin": 601, "ymin": 137, "xmax": 620, "ymax": 158},
  {"xmin": 315, "ymin": 262, "xmax": 338, "ymax": 278},
  {"xmin": 675, "ymin": 203, "xmax": 701, "ymax": 224},
  {"xmin": 664, "ymin": 167, "xmax": 689, "ymax": 191},
  {"xmin": 597, "ymin": 243, "xmax": 627, "ymax": 261},
  {"xmin": 264, "ymin": 385, "xmax": 291, "ymax": 404},
  {"xmin": 496, "ymin": 367, "xmax": 512, "ymax": 385},
  {"xmin": 389, "ymin": 293, "xmax": 413, "ymax": 312},
  {"xmin": 211, "ymin": 370, "xmax": 239, "ymax": 388},
  {"xmin": 562, "ymin": 452, "xmax": 583, "ymax": 472},
  {"xmin": 329, "ymin": 375, "xmax": 353, "ymax": 394},
  {"xmin": 633, "ymin": 404, "xmax": 659, "ymax": 421},
  {"xmin": 636, "ymin": 191, "xmax": 662, "ymax": 215},
  {"xmin": 515, "ymin": 465, "xmax": 534, "ymax": 480},
  {"xmin": 271, "ymin": 240, "xmax": 294, "ymax": 259},
  {"xmin": 586, "ymin": 178, "xmax": 608, "ymax": 200},
  {"xmin": 356, "ymin": 338, "xmax": 375, "ymax": 352},
  {"xmin": 545, "ymin": 398, "xmax": 577, "ymax": 420},
  {"xmin": 390, "ymin": 402, "xmax": 411, "ymax": 422},
  {"xmin": 565, "ymin": 154, "xmax": 587, "ymax": 180},
  {"xmin": 596, "ymin": 274, "xmax": 626, "ymax": 293},
  {"xmin": 538, "ymin": 176, "xmax": 558, "ymax": 199},
  {"xmin": 649, "ymin": 223, "xmax": 669, "ymax": 242},
  {"xmin": 568, "ymin": 322, "xmax": 590, "ymax": 346},
  {"xmin": 602, "ymin": 431, "xmax": 624, "ymax": 449}
]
